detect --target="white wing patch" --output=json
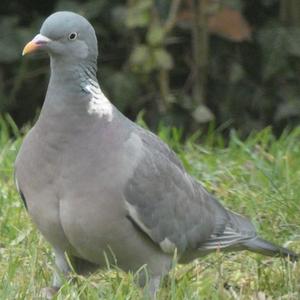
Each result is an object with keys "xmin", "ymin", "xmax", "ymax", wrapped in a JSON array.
[
  {"xmin": 85, "ymin": 79, "xmax": 113, "ymax": 122},
  {"xmin": 125, "ymin": 201, "xmax": 152, "ymax": 237},
  {"xmin": 126, "ymin": 202, "xmax": 177, "ymax": 254},
  {"xmin": 160, "ymin": 238, "xmax": 176, "ymax": 254},
  {"xmin": 14, "ymin": 175, "xmax": 21, "ymax": 195}
]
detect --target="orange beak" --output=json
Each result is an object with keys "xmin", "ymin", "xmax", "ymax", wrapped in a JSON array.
[{"xmin": 22, "ymin": 34, "xmax": 52, "ymax": 56}]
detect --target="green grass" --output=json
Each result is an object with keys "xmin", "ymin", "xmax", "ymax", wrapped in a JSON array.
[{"xmin": 0, "ymin": 116, "xmax": 299, "ymax": 299}]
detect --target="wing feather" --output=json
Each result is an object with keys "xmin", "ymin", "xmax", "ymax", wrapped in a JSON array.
[{"xmin": 124, "ymin": 128, "xmax": 229, "ymax": 254}]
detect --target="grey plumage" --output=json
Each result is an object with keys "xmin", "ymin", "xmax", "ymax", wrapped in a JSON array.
[{"xmin": 15, "ymin": 11, "xmax": 297, "ymax": 298}]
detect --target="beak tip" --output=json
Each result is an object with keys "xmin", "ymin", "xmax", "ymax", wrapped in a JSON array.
[
  {"xmin": 22, "ymin": 42, "xmax": 36, "ymax": 56},
  {"xmin": 22, "ymin": 34, "xmax": 51, "ymax": 56}
]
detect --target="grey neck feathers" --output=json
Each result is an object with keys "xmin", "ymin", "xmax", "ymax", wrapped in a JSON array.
[
  {"xmin": 49, "ymin": 57, "xmax": 98, "ymax": 95},
  {"xmin": 38, "ymin": 56, "xmax": 114, "ymax": 133},
  {"xmin": 38, "ymin": 57, "xmax": 100, "ymax": 126}
]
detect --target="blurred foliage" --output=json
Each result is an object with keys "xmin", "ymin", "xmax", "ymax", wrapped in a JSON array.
[{"xmin": 0, "ymin": 0, "xmax": 299, "ymax": 136}]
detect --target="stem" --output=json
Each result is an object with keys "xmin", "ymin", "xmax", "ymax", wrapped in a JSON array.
[
  {"xmin": 164, "ymin": 0, "xmax": 182, "ymax": 33},
  {"xmin": 156, "ymin": 0, "xmax": 182, "ymax": 113},
  {"xmin": 158, "ymin": 69, "xmax": 170, "ymax": 113},
  {"xmin": 191, "ymin": 0, "xmax": 210, "ymax": 106}
]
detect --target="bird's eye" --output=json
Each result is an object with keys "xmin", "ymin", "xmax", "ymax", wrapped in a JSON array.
[{"xmin": 68, "ymin": 32, "xmax": 78, "ymax": 41}]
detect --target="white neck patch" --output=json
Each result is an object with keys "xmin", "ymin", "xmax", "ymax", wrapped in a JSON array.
[{"xmin": 85, "ymin": 79, "xmax": 113, "ymax": 122}]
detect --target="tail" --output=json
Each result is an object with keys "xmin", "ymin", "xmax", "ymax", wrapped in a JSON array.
[
  {"xmin": 198, "ymin": 206, "xmax": 298, "ymax": 262},
  {"xmin": 222, "ymin": 210, "xmax": 298, "ymax": 261},
  {"xmin": 243, "ymin": 237, "xmax": 298, "ymax": 262}
]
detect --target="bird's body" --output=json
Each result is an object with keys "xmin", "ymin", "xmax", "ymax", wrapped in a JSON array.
[
  {"xmin": 16, "ymin": 121, "xmax": 172, "ymax": 274},
  {"xmin": 15, "ymin": 63, "xmax": 173, "ymax": 284},
  {"xmin": 15, "ymin": 11, "xmax": 297, "ymax": 298}
]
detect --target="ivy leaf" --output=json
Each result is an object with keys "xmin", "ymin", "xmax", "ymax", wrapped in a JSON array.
[
  {"xmin": 130, "ymin": 45, "xmax": 156, "ymax": 73},
  {"xmin": 130, "ymin": 45, "xmax": 150, "ymax": 65},
  {"xmin": 147, "ymin": 24, "xmax": 165, "ymax": 46},
  {"xmin": 153, "ymin": 48, "xmax": 173, "ymax": 70},
  {"xmin": 126, "ymin": 0, "xmax": 152, "ymax": 28},
  {"xmin": 192, "ymin": 105, "xmax": 215, "ymax": 123}
]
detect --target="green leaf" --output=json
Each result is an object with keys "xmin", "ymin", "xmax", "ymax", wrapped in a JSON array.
[
  {"xmin": 146, "ymin": 24, "xmax": 165, "ymax": 46},
  {"xmin": 153, "ymin": 48, "xmax": 173, "ymax": 70},
  {"xmin": 130, "ymin": 45, "xmax": 156, "ymax": 73},
  {"xmin": 192, "ymin": 105, "xmax": 215, "ymax": 123},
  {"xmin": 126, "ymin": 0, "xmax": 152, "ymax": 28},
  {"xmin": 130, "ymin": 45, "xmax": 151, "ymax": 65}
]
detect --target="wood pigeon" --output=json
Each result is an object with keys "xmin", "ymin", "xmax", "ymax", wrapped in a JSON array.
[{"xmin": 15, "ymin": 11, "xmax": 297, "ymax": 298}]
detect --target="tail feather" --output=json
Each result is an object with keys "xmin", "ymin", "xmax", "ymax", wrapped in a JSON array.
[
  {"xmin": 243, "ymin": 237, "xmax": 298, "ymax": 262},
  {"xmin": 199, "ymin": 209, "xmax": 298, "ymax": 261}
]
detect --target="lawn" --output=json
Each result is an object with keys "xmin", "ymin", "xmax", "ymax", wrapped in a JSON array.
[{"xmin": 0, "ymin": 117, "xmax": 299, "ymax": 299}]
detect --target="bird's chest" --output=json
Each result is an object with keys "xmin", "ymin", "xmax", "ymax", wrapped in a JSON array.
[
  {"xmin": 52, "ymin": 133, "xmax": 144, "ymax": 263},
  {"xmin": 15, "ymin": 128, "xmax": 76, "ymax": 250},
  {"xmin": 15, "ymin": 126, "xmax": 140, "ymax": 256}
]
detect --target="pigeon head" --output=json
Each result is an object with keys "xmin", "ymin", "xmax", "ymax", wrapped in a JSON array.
[{"xmin": 22, "ymin": 11, "xmax": 98, "ymax": 63}]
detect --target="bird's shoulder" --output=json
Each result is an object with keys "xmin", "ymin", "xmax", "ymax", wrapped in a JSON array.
[{"xmin": 132, "ymin": 125, "xmax": 185, "ymax": 171}]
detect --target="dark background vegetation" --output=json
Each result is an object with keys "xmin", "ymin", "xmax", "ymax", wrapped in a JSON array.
[{"xmin": 0, "ymin": 0, "xmax": 299, "ymax": 137}]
